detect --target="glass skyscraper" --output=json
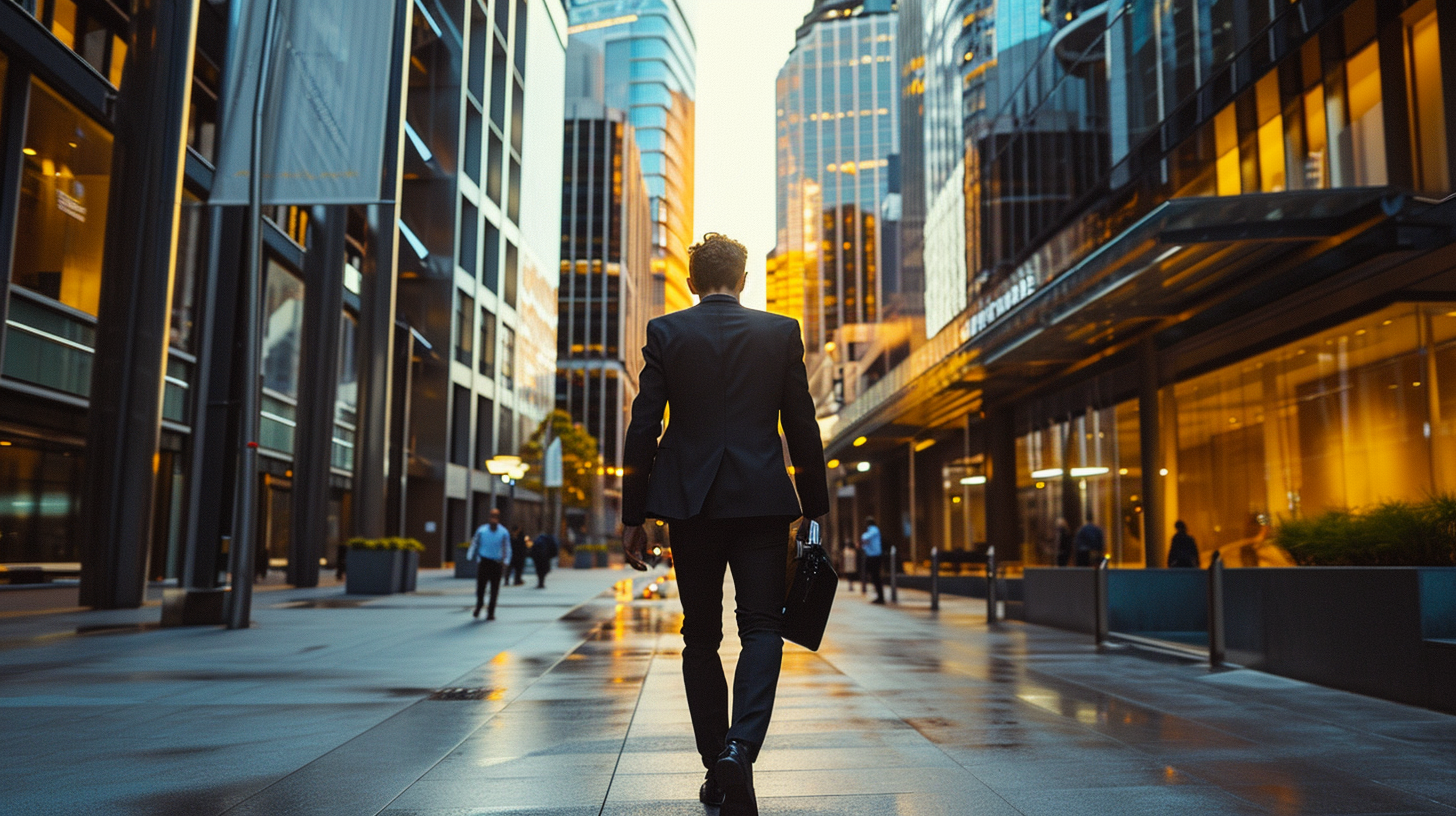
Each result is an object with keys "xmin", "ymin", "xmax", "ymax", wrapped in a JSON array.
[
  {"xmin": 564, "ymin": 0, "xmax": 696, "ymax": 316},
  {"xmin": 769, "ymin": 0, "xmax": 899, "ymax": 411}
]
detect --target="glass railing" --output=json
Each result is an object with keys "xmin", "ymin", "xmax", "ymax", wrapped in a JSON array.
[{"xmin": 2, "ymin": 294, "xmax": 95, "ymax": 398}]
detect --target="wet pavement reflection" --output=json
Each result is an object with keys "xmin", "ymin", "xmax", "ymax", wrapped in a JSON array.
[{"xmin": 2, "ymin": 570, "xmax": 1455, "ymax": 815}]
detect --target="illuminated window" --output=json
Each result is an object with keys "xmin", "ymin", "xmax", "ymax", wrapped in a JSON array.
[
  {"xmin": 1256, "ymin": 73, "xmax": 1286, "ymax": 192},
  {"xmin": 1405, "ymin": 5, "xmax": 1449, "ymax": 194},
  {"xmin": 1214, "ymin": 107, "xmax": 1240, "ymax": 196}
]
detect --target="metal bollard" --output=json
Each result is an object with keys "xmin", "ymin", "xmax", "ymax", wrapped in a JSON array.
[
  {"xmin": 930, "ymin": 547, "xmax": 940, "ymax": 612},
  {"xmin": 1207, "ymin": 550, "xmax": 1226, "ymax": 666},
  {"xmin": 1093, "ymin": 556, "xmax": 1109, "ymax": 646},
  {"xmin": 985, "ymin": 545, "xmax": 998, "ymax": 623},
  {"xmin": 889, "ymin": 545, "xmax": 898, "ymax": 604}
]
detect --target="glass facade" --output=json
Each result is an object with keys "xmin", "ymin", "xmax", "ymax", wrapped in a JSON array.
[
  {"xmin": 770, "ymin": 6, "xmax": 899, "ymax": 409},
  {"xmin": 566, "ymin": 0, "xmax": 697, "ymax": 315}
]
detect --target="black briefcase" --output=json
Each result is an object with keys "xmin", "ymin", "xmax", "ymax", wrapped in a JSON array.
[{"xmin": 782, "ymin": 521, "xmax": 838, "ymax": 651}]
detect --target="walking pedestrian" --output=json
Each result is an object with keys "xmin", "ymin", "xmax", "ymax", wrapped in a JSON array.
[
  {"xmin": 507, "ymin": 525, "xmax": 528, "ymax": 586},
  {"xmin": 861, "ymin": 516, "xmax": 885, "ymax": 604},
  {"xmin": 1167, "ymin": 520, "xmax": 1200, "ymax": 568},
  {"xmin": 621, "ymin": 233, "xmax": 829, "ymax": 816},
  {"xmin": 532, "ymin": 529, "xmax": 558, "ymax": 588},
  {"xmin": 467, "ymin": 508, "xmax": 511, "ymax": 620},
  {"xmin": 1074, "ymin": 512, "xmax": 1106, "ymax": 566}
]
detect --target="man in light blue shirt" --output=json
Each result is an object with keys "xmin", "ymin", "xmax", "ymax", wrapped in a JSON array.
[
  {"xmin": 468, "ymin": 508, "xmax": 512, "ymax": 619},
  {"xmin": 860, "ymin": 516, "xmax": 885, "ymax": 604}
]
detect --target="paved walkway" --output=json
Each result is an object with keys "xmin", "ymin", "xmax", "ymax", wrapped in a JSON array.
[{"xmin": 3, "ymin": 570, "xmax": 1455, "ymax": 815}]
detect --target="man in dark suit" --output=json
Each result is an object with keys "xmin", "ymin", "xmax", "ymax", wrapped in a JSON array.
[{"xmin": 622, "ymin": 233, "xmax": 828, "ymax": 816}]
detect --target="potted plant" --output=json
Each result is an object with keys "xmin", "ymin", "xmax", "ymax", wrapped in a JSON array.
[
  {"xmin": 573, "ymin": 544, "xmax": 596, "ymax": 570},
  {"xmin": 345, "ymin": 537, "xmax": 424, "ymax": 595}
]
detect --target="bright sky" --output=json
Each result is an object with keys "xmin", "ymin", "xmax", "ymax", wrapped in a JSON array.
[{"xmin": 690, "ymin": 1, "xmax": 811, "ymax": 311}]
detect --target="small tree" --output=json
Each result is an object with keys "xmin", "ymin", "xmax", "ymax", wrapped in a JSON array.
[{"xmin": 519, "ymin": 410, "xmax": 600, "ymax": 510}]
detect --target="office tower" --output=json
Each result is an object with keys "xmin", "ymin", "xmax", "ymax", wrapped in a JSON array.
[
  {"xmin": 556, "ymin": 103, "xmax": 652, "ymax": 530},
  {"xmin": 769, "ymin": 0, "xmax": 899, "ymax": 412},
  {"xmin": 565, "ymin": 0, "xmax": 696, "ymax": 316}
]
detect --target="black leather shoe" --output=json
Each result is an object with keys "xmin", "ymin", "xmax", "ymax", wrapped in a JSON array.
[
  {"xmin": 714, "ymin": 740, "xmax": 757, "ymax": 816},
  {"xmin": 699, "ymin": 768, "xmax": 725, "ymax": 806}
]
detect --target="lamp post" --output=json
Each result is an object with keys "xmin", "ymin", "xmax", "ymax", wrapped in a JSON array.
[{"xmin": 485, "ymin": 455, "xmax": 520, "ymax": 519}]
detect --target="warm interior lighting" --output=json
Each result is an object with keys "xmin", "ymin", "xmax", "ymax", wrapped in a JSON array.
[
  {"xmin": 856, "ymin": 461, "xmax": 871, "ymax": 472},
  {"xmin": 1035, "ymin": 481, "xmax": 1046, "ymax": 489},
  {"xmin": 826, "ymin": 458, "xmax": 841, "ymax": 469},
  {"xmin": 1159, "ymin": 468, "xmax": 1169, "ymax": 476},
  {"xmin": 1069, "ymin": 467, "xmax": 1110, "ymax": 477},
  {"xmin": 1119, "ymin": 468, "xmax": 1129, "ymax": 475},
  {"xmin": 853, "ymin": 436, "xmax": 867, "ymax": 447},
  {"xmin": 960, "ymin": 476, "xmax": 986, "ymax": 485},
  {"xmin": 952, "ymin": 496, "xmax": 961, "ymax": 503},
  {"xmin": 914, "ymin": 438, "xmax": 936, "ymax": 452},
  {"xmin": 1031, "ymin": 468, "xmax": 1063, "ymax": 479},
  {"xmin": 825, "ymin": 341, "xmax": 836, "ymax": 352},
  {"xmin": 0, "ymin": 441, "xmax": 11, "ymax": 446},
  {"xmin": 22, "ymin": 147, "xmax": 37, "ymax": 156}
]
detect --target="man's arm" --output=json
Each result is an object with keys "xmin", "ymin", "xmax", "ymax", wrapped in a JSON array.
[
  {"xmin": 780, "ymin": 322, "xmax": 829, "ymax": 520},
  {"xmin": 622, "ymin": 322, "xmax": 668, "ymax": 527},
  {"xmin": 466, "ymin": 530, "xmax": 479, "ymax": 561}
]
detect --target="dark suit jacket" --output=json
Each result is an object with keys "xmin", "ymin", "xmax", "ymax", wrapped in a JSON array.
[{"xmin": 621, "ymin": 294, "xmax": 829, "ymax": 527}]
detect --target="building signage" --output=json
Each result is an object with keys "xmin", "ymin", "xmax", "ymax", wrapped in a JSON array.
[{"xmin": 962, "ymin": 272, "xmax": 1038, "ymax": 343}]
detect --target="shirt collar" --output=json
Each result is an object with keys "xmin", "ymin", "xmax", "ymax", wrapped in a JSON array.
[{"xmin": 699, "ymin": 293, "xmax": 739, "ymax": 304}]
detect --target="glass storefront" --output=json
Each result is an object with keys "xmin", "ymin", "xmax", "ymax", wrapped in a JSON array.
[
  {"xmin": 0, "ymin": 435, "xmax": 84, "ymax": 564},
  {"xmin": 260, "ymin": 259, "xmax": 304, "ymax": 454},
  {"xmin": 1168, "ymin": 303, "xmax": 1456, "ymax": 566},
  {"xmin": 1016, "ymin": 401, "xmax": 1143, "ymax": 568},
  {"xmin": 1013, "ymin": 304, "xmax": 1456, "ymax": 569}
]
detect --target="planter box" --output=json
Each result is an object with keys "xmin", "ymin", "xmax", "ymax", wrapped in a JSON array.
[
  {"xmin": 573, "ymin": 550, "xmax": 594, "ymax": 569},
  {"xmin": 1223, "ymin": 567, "xmax": 1456, "ymax": 713},
  {"xmin": 398, "ymin": 550, "xmax": 419, "ymax": 592},
  {"xmin": 346, "ymin": 549, "xmax": 402, "ymax": 595},
  {"xmin": 454, "ymin": 548, "xmax": 475, "ymax": 578},
  {"xmin": 1023, "ymin": 568, "xmax": 1099, "ymax": 634}
]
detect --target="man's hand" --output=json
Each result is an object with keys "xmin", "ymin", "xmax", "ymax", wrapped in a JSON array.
[{"xmin": 623, "ymin": 525, "xmax": 650, "ymax": 572}]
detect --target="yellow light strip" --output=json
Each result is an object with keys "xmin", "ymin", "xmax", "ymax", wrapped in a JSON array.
[{"xmin": 568, "ymin": 14, "xmax": 638, "ymax": 35}]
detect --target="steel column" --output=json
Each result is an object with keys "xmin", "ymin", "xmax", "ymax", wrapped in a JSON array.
[
  {"xmin": 288, "ymin": 206, "xmax": 347, "ymax": 587},
  {"xmin": 78, "ymin": 0, "xmax": 200, "ymax": 609}
]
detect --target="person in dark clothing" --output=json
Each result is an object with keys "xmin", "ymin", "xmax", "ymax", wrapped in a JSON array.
[
  {"xmin": 507, "ymin": 525, "xmax": 528, "ymax": 586},
  {"xmin": 1055, "ymin": 518, "xmax": 1074, "ymax": 567},
  {"xmin": 1167, "ymin": 520, "xmax": 1200, "ymax": 568},
  {"xmin": 621, "ymin": 233, "xmax": 829, "ymax": 816},
  {"xmin": 1073, "ymin": 513, "xmax": 1106, "ymax": 566},
  {"xmin": 531, "ymin": 531, "xmax": 558, "ymax": 588}
]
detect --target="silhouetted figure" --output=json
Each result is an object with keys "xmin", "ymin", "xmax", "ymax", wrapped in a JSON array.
[
  {"xmin": 1055, "ymin": 518, "xmax": 1074, "ymax": 567},
  {"xmin": 532, "ymin": 531, "xmax": 558, "ymax": 588},
  {"xmin": 621, "ymin": 233, "xmax": 829, "ymax": 816},
  {"xmin": 1167, "ymin": 520, "xmax": 1200, "ymax": 568},
  {"xmin": 861, "ymin": 516, "xmax": 886, "ymax": 604},
  {"xmin": 468, "ymin": 508, "xmax": 511, "ymax": 620},
  {"xmin": 507, "ymin": 525, "xmax": 527, "ymax": 586},
  {"xmin": 1074, "ymin": 513, "xmax": 1106, "ymax": 567}
]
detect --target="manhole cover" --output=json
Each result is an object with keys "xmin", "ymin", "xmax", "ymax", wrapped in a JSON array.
[{"xmin": 428, "ymin": 687, "xmax": 499, "ymax": 701}]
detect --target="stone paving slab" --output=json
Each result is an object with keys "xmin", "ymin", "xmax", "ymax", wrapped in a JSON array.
[{"xmin": 4, "ymin": 571, "xmax": 1456, "ymax": 815}]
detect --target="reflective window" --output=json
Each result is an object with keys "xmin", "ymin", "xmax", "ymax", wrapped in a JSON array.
[
  {"xmin": 0, "ymin": 436, "xmax": 84, "ymax": 565},
  {"xmin": 262, "ymin": 260, "xmax": 304, "ymax": 399},
  {"xmin": 170, "ymin": 190, "xmax": 205, "ymax": 352},
  {"xmin": 455, "ymin": 290, "xmax": 474, "ymax": 366},
  {"xmin": 1168, "ymin": 303, "xmax": 1455, "ymax": 566},
  {"xmin": 1405, "ymin": 4, "xmax": 1449, "ymax": 194},
  {"xmin": 14, "ymin": 78, "xmax": 113, "ymax": 316}
]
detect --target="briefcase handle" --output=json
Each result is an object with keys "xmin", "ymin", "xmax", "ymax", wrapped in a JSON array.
[{"xmin": 794, "ymin": 519, "xmax": 821, "ymax": 560}]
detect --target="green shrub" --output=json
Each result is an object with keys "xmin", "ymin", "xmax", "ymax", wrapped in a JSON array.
[
  {"xmin": 1274, "ymin": 495, "xmax": 1456, "ymax": 566},
  {"xmin": 347, "ymin": 537, "xmax": 425, "ymax": 552}
]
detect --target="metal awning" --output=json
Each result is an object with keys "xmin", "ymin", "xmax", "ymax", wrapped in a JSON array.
[{"xmin": 824, "ymin": 188, "xmax": 1445, "ymax": 457}]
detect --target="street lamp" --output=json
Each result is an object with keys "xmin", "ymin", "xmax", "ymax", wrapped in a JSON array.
[{"xmin": 485, "ymin": 455, "xmax": 521, "ymax": 520}]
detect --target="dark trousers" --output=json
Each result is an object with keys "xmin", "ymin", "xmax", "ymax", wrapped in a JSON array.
[
  {"xmin": 475, "ymin": 559, "xmax": 503, "ymax": 616},
  {"xmin": 670, "ymin": 515, "xmax": 790, "ymax": 767},
  {"xmin": 864, "ymin": 554, "xmax": 885, "ymax": 600},
  {"xmin": 533, "ymin": 557, "xmax": 551, "ymax": 587}
]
